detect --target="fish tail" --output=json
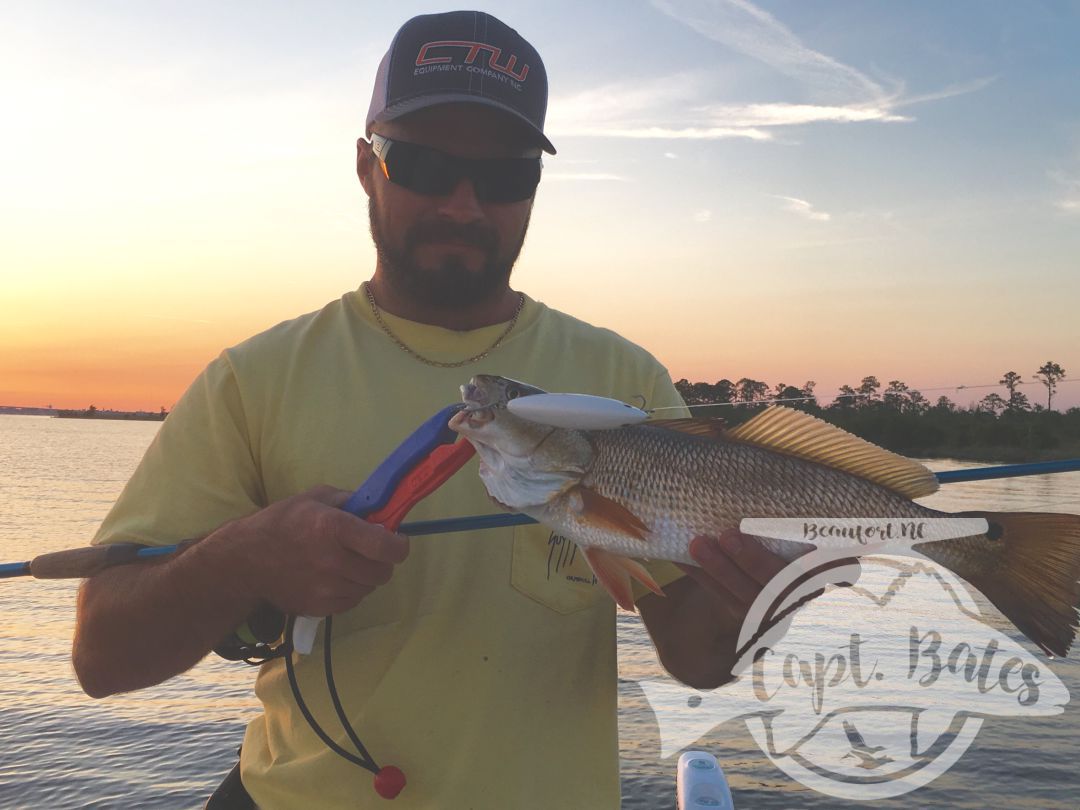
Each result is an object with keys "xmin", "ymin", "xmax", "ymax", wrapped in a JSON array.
[{"xmin": 944, "ymin": 512, "xmax": 1080, "ymax": 657}]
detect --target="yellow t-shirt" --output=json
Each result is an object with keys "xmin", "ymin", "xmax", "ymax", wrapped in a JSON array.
[{"xmin": 93, "ymin": 289, "xmax": 687, "ymax": 809}]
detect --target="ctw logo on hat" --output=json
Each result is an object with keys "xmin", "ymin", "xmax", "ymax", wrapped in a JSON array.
[{"xmin": 416, "ymin": 41, "xmax": 529, "ymax": 82}]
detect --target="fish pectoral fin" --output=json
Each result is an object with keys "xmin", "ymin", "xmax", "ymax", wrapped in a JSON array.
[
  {"xmin": 567, "ymin": 485, "xmax": 650, "ymax": 542},
  {"xmin": 583, "ymin": 547, "xmax": 664, "ymax": 611}
]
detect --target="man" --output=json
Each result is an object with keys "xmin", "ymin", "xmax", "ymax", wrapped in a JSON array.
[{"xmin": 73, "ymin": 11, "xmax": 795, "ymax": 808}]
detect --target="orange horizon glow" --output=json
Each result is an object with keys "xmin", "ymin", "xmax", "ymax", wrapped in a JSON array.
[
  {"xmin": 3, "ymin": 305, "xmax": 1077, "ymax": 413},
  {"xmin": 3, "ymin": 256, "xmax": 1079, "ymax": 411}
]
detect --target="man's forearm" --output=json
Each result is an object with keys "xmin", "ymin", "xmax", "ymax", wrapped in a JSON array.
[{"xmin": 73, "ymin": 527, "xmax": 259, "ymax": 698}]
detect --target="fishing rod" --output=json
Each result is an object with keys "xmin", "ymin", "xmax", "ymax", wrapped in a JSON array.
[
  {"xmin": 4, "ymin": 458, "xmax": 1079, "ymax": 581},
  {"xmin": 934, "ymin": 458, "xmax": 1080, "ymax": 484}
]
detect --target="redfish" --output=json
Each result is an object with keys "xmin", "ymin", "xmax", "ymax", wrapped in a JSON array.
[{"xmin": 449, "ymin": 375, "xmax": 1080, "ymax": 657}]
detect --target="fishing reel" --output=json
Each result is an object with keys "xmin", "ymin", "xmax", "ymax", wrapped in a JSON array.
[{"xmin": 213, "ymin": 602, "xmax": 288, "ymax": 664}]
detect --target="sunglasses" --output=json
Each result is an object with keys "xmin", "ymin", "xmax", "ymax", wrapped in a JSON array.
[{"xmin": 369, "ymin": 134, "xmax": 542, "ymax": 204}]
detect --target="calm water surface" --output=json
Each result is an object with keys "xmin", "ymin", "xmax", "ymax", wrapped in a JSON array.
[{"xmin": 1, "ymin": 415, "xmax": 1078, "ymax": 808}]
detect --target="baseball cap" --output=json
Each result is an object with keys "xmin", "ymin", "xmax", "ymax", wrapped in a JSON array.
[{"xmin": 366, "ymin": 11, "xmax": 556, "ymax": 155}]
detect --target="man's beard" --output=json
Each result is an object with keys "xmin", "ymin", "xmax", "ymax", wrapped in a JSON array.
[{"xmin": 368, "ymin": 200, "xmax": 531, "ymax": 309}]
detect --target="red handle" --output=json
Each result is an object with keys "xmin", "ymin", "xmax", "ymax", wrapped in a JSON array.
[{"xmin": 366, "ymin": 440, "xmax": 476, "ymax": 532}]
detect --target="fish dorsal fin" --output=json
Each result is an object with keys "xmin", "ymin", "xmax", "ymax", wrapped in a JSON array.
[
  {"xmin": 567, "ymin": 485, "xmax": 650, "ymax": 542},
  {"xmin": 727, "ymin": 407, "xmax": 939, "ymax": 499},
  {"xmin": 645, "ymin": 418, "xmax": 728, "ymax": 441}
]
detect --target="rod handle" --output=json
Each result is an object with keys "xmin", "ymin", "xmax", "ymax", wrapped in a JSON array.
[{"xmin": 29, "ymin": 543, "xmax": 147, "ymax": 579}]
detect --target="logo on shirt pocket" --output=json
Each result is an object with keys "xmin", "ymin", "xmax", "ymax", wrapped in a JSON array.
[{"xmin": 510, "ymin": 524, "xmax": 606, "ymax": 614}]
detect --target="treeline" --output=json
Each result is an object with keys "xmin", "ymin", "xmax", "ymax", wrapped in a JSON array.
[
  {"xmin": 674, "ymin": 362, "xmax": 1080, "ymax": 462},
  {"xmin": 56, "ymin": 404, "xmax": 168, "ymax": 422}
]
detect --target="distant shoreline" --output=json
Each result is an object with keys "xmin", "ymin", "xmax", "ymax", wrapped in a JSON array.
[
  {"xmin": 55, "ymin": 408, "xmax": 167, "ymax": 422},
  {"xmin": 3, "ymin": 402, "xmax": 1078, "ymax": 462},
  {"xmin": 0, "ymin": 407, "xmax": 56, "ymax": 417},
  {"xmin": 0, "ymin": 406, "xmax": 167, "ymax": 421}
]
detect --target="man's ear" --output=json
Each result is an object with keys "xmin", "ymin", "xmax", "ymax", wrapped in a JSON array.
[{"xmin": 357, "ymin": 137, "xmax": 375, "ymax": 196}]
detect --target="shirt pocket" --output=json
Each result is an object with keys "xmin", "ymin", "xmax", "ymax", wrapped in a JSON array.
[{"xmin": 510, "ymin": 523, "xmax": 608, "ymax": 614}]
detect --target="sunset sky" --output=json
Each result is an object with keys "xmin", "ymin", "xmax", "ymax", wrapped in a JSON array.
[{"xmin": 3, "ymin": 1, "xmax": 1078, "ymax": 411}]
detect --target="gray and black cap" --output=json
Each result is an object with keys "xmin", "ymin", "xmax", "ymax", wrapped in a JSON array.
[{"xmin": 366, "ymin": 10, "xmax": 556, "ymax": 155}]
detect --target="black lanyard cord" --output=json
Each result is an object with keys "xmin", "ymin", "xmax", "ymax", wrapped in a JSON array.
[
  {"xmin": 283, "ymin": 615, "xmax": 379, "ymax": 774},
  {"xmin": 323, "ymin": 615, "xmax": 379, "ymax": 766}
]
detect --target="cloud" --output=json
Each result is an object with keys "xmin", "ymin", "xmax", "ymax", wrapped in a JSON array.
[
  {"xmin": 697, "ymin": 102, "xmax": 909, "ymax": 127},
  {"xmin": 552, "ymin": 124, "xmax": 773, "ymax": 141},
  {"xmin": 891, "ymin": 77, "xmax": 998, "ymax": 108},
  {"xmin": 547, "ymin": 0, "xmax": 990, "ymax": 143},
  {"xmin": 547, "ymin": 72, "xmax": 773, "ymax": 141},
  {"xmin": 664, "ymin": 152, "xmax": 679, "ymax": 159},
  {"xmin": 650, "ymin": 0, "xmax": 886, "ymax": 103},
  {"xmin": 1049, "ymin": 170, "xmax": 1080, "ymax": 215},
  {"xmin": 694, "ymin": 209, "xmax": 713, "ymax": 222},
  {"xmin": 543, "ymin": 173, "xmax": 630, "ymax": 182},
  {"xmin": 546, "ymin": 71, "xmax": 709, "ymax": 128},
  {"xmin": 773, "ymin": 195, "xmax": 831, "ymax": 222}
]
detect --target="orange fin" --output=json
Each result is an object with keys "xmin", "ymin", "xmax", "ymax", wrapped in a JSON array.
[
  {"xmin": 583, "ymin": 547, "xmax": 664, "ymax": 611},
  {"xmin": 727, "ymin": 406, "xmax": 938, "ymax": 499},
  {"xmin": 569, "ymin": 485, "xmax": 650, "ymax": 541},
  {"xmin": 645, "ymin": 417, "xmax": 728, "ymax": 440}
]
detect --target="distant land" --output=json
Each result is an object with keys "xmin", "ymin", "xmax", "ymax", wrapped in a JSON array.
[
  {"xmin": 0, "ymin": 405, "xmax": 167, "ymax": 421},
  {"xmin": 0, "ymin": 406, "xmax": 57, "ymax": 417}
]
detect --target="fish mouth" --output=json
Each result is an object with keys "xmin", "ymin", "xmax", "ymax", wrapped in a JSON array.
[
  {"xmin": 450, "ymin": 408, "xmax": 494, "ymax": 430},
  {"xmin": 460, "ymin": 382, "xmax": 487, "ymax": 408},
  {"xmin": 451, "ymin": 383, "xmax": 497, "ymax": 429}
]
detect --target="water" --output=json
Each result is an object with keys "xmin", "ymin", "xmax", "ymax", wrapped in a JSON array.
[
  {"xmin": 0, "ymin": 416, "xmax": 260, "ymax": 809},
  {"xmin": 1, "ymin": 415, "xmax": 1078, "ymax": 808}
]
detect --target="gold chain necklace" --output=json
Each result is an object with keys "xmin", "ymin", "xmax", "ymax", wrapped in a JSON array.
[{"xmin": 363, "ymin": 282, "xmax": 525, "ymax": 368}]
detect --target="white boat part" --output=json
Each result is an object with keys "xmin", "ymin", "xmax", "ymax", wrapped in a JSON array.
[{"xmin": 676, "ymin": 750, "xmax": 735, "ymax": 809}]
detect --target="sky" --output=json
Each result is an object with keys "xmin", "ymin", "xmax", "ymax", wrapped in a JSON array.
[{"xmin": 2, "ymin": 0, "xmax": 1079, "ymax": 411}]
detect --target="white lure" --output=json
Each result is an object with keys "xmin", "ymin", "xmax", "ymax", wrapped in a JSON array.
[{"xmin": 506, "ymin": 392, "xmax": 649, "ymax": 430}]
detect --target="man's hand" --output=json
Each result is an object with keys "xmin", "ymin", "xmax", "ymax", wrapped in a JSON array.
[
  {"xmin": 224, "ymin": 485, "xmax": 410, "ymax": 617},
  {"xmin": 677, "ymin": 531, "xmax": 789, "ymax": 618},
  {"xmin": 74, "ymin": 485, "xmax": 410, "ymax": 698},
  {"xmin": 639, "ymin": 529, "xmax": 859, "ymax": 689}
]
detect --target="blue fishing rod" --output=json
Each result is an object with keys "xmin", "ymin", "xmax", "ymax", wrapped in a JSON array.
[
  {"xmin": 4, "ymin": 458, "xmax": 1079, "ymax": 581},
  {"xmin": 933, "ymin": 458, "xmax": 1080, "ymax": 484}
]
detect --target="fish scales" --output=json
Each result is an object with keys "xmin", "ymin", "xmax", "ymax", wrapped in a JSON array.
[{"xmin": 564, "ymin": 426, "xmax": 942, "ymax": 564}]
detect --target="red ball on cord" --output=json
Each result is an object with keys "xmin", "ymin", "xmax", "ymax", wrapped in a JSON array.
[{"xmin": 373, "ymin": 766, "xmax": 406, "ymax": 799}]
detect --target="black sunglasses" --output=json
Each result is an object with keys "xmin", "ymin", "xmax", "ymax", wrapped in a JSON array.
[{"xmin": 369, "ymin": 134, "xmax": 542, "ymax": 204}]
